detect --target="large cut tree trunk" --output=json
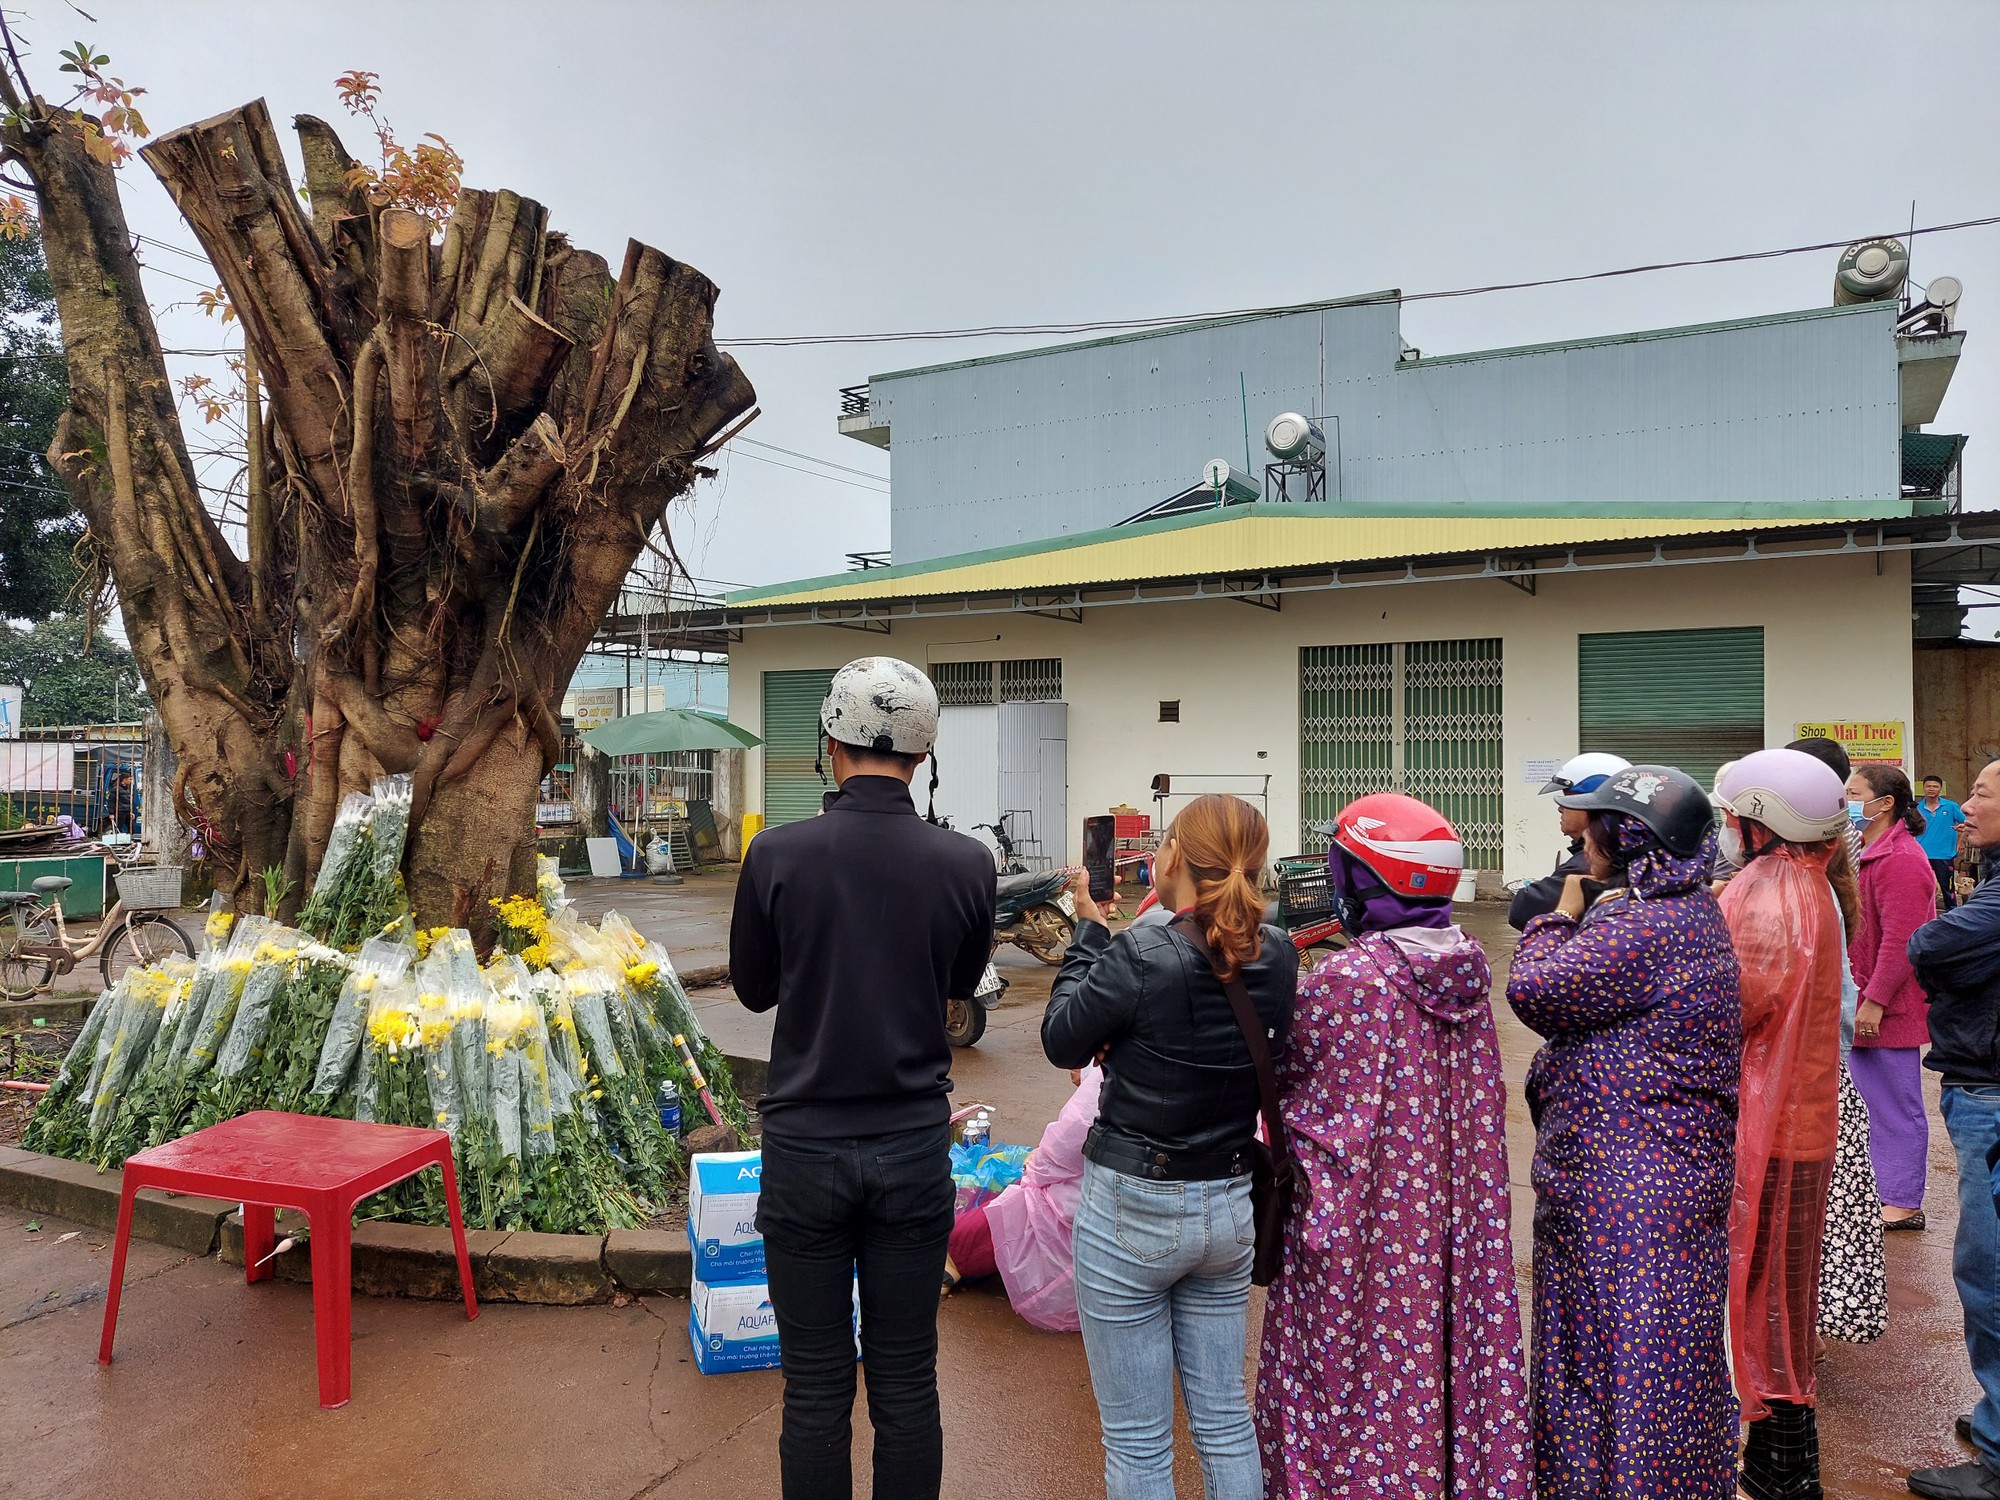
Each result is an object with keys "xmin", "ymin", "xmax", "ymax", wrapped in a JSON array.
[{"xmin": 3, "ymin": 98, "xmax": 754, "ymax": 927}]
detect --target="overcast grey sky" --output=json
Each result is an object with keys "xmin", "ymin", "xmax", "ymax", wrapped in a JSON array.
[{"xmin": 62, "ymin": 0, "xmax": 2000, "ymax": 600}]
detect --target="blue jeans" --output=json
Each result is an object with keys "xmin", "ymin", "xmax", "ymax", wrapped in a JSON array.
[
  {"xmin": 1941, "ymin": 1085, "xmax": 2000, "ymax": 1475},
  {"xmin": 1071, "ymin": 1158, "xmax": 1260, "ymax": 1500}
]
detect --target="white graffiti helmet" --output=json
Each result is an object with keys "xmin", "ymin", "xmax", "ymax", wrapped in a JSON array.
[{"xmin": 820, "ymin": 657, "xmax": 940, "ymax": 756}]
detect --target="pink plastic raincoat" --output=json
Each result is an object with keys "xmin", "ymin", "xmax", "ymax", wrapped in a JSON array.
[
  {"xmin": 983, "ymin": 1064, "xmax": 1101, "ymax": 1332},
  {"xmin": 1718, "ymin": 845, "xmax": 1843, "ymax": 1418}
]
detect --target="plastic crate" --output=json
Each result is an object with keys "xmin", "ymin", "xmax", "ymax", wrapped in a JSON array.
[
  {"xmin": 1277, "ymin": 862, "xmax": 1333, "ymax": 924},
  {"xmin": 114, "ymin": 865, "xmax": 185, "ymax": 911}
]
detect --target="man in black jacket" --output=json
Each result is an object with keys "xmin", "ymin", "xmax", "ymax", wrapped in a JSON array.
[
  {"xmin": 1909, "ymin": 758, "xmax": 2000, "ymax": 1500},
  {"xmin": 1509, "ymin": 753, "xmax": 1628, "ymax": 930},
  {"xmin": 731, "ymin": 656, "xmax": 995, "ymax": 1500}
]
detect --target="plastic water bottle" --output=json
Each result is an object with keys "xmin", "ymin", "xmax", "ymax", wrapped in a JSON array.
[
  {"xmin": 963, "ymin": 1111, "xmax": 990, "ymax": 1149},
  {"xmin": 657, "ymin": 1078, "xmax": 683, "ymax": 1137}
]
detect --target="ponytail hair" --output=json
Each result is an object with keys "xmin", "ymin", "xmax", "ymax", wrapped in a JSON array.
[
  {"xmin": 1164, "ymin": 794, "xmax": 1269, "ymax": 981},
  {"xmin": 1855, "ymin": 763, "xmax": 1926, "ymax": 838}
]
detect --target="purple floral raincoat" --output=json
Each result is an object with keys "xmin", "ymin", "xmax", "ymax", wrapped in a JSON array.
[
  {"xmin": 1255, "ymin": 927, "xmax": 1531, "ymax": 1499},
  {"xmin": 1505, "ymin": 826, "xmax": 1741, "ymax": 1499}
]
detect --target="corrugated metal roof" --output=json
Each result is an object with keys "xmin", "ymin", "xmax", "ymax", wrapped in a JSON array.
[
  {"xmin": 870, "ymin": 298, "xmax": 1905, "ymax": 566},
  {"xmin": 727, "ymin": 504, "xmax": 1888, "ymax": 610}
]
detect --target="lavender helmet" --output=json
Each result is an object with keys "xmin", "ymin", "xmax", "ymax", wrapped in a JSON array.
[{"xmin": 1713, "ymin": 749, "xmax": 1850, "ymax": 844}]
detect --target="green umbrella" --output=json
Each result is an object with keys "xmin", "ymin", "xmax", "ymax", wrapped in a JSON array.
[{"xmin": 580, "ymin": 708, "xmax": 762, "ymax": 756}]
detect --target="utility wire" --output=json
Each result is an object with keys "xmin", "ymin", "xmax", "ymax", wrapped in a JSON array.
[
  {"xmin": 713, "ymin": 213, "xmax": 2000, "ymax": 349},
  {"xmin": 734, "ymin": 436, "xmax": 887, "ymax": 483},
  {"xmin": 725, "ymin": 448, "xmax": 888, "ymax": 491}
]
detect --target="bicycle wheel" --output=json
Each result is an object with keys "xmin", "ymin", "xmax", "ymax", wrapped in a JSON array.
[
  {"xmin": 1, "ymin": 912, "xmax": 56, "ymax": 1000},
  {"xmin": 101, "ymin": 911, "xmax": 196, "ymax": 986}
]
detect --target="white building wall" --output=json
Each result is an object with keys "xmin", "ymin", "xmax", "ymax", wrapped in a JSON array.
[{"xmin": 728, "ymin": 550, "xmax": 1912, "ymax": 878}]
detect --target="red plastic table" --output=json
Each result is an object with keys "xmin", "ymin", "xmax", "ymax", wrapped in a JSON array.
[{"xmin": 97, "ymin": 1110, "xmax": 478, "ymax": 1408}]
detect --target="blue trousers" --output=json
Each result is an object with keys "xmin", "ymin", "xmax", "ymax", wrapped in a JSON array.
[
  {"xmin": 1071, "ymin": 1160, "xmax": 1260, "ymax": 1500},
  {"xmin": 1941, "ymin": 1085, "xmax": 2000, "ymax": 1475}
]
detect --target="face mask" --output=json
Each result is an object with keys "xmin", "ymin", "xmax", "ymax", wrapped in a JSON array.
[
  {"xmin": 1848, "ymin": 799, "xmax": 1870, "ymax": 826},
  {"xmin": 1717, "ymin": 824, "xmax": 1744, "ymax": 869}
]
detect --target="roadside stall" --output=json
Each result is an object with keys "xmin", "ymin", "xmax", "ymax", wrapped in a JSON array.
[{"xmin": 581, "ymin": 710, "xmax": 761, "ymax": 873}]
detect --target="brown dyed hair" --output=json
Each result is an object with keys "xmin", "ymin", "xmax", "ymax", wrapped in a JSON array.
[{"xmin": 1164, "ymin": 794, "xmax": 1269, "ymax": 981}]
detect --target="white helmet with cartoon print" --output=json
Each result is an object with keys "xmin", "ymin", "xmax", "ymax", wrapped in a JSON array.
[{"xmin": 820, "ymin": 657, "xmax": 940, "ymax": 756}]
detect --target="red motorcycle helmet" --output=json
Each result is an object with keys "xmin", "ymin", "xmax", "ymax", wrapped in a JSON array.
[{"xmin": 1323, "ymin": 793, "xmax": 1464, "ymax": 898}]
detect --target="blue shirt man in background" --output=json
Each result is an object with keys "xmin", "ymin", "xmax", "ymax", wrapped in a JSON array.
[{"xmin": 1921, "ymin": 774, "xmax": 1969, "ymax": 909}]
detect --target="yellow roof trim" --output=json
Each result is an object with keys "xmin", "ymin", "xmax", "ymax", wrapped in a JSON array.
[{"xmin": 735, "ymin": 512, "xmax": 1874, "ymax": 610}]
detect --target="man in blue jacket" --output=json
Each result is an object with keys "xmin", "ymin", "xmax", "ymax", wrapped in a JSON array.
[
  {"xmin": 731, "ymin": 656, "xmax": 995, "ymax": 1500},
  {"xmin": 1909, "ymin": 758, "xmax": 2000, "ymax": 1500}
]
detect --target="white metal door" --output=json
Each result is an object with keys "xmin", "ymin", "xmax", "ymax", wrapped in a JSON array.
[
  {"xmin": 931, "ymin": 705, "xmax": 999, "ymax": 833},
  {"xmin": 999, "ymin": 700, "xmax": 1068, "ymax": 867}
]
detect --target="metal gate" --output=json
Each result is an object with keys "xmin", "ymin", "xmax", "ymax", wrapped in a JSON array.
[
  {"xmin": 762, "ymin": 669, "xmax": 836, "ymax": 826},
  {"xmin": 1300, "ymin": 638, "xmax": 1503, "ymax": 867}
]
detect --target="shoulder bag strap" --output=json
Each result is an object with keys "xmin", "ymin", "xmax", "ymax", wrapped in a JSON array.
[{"xmin": 1170, "ymin": 915, "xmax": 1285, "ymax": 1154}]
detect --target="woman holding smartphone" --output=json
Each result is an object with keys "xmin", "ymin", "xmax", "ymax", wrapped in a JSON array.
[{"xmin": 1043, "ymin": 793, "xmax": 1296, "ymax": 1500}]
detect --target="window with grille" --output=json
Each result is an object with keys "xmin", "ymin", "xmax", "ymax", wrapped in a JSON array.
[
  {"xmin": 1159, "ymin": 700, "xmax": 1181, "ymax": 723},
  {"xmin": 932, "ymin": 659, "xmax": 1063, "ymax": 706},
  {"xmin": 999, "ymin": 658, "xmax": 1062, "ymax": 702}
]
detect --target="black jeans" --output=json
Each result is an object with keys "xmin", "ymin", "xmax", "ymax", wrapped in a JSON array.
[{"xmin": 757, "ymin": 1121, "xmax": 955, "ymax": 1500}]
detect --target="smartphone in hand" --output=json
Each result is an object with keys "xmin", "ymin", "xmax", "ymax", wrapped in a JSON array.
[{"xmin": 1083, "ymin": 816, "xmax": 1116, "ymax": 901}]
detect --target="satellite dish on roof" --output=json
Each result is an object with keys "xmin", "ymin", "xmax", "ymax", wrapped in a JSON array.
[
  {"xmin": 1928, "ymin": 275, "xmax": 1963, "ymax": 310},
  {"xmin": 1834, "ymin": 237, "xmax": 1909, "ymax": 305}
]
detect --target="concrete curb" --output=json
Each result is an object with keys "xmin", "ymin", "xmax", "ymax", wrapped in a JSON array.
[{"xmin": 0, "ymin": 1146, "xmax": 235, "ymax": 1255}]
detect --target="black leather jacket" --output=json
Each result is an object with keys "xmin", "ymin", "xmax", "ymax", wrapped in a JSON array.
[{"xmin": 1042, "ymin": 918, "xmax": 1296, "ymax": 1180}]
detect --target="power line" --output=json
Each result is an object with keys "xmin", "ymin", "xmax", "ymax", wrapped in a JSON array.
[
  {"xmin": 734, "ymin": 437, "xmax": 887, "ymax": 482},
  {"xmin": 724, "ymin": 448, "xmax": 888, "ymax": 492},
  {"xmin": 134, "ymin": 234, "xmax": 213, "ymax": 266},
  {"xmin": 712, "ymin": 213, "xmax": 2000, "ymax": 349}
]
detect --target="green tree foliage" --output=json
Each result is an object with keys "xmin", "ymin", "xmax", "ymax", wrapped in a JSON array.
[
  {"xmin": 0, "ymin": 612, "xmax": 145, "ymax": 725},
  {"xmin": 0, "ymin": 230, "xmax": 77, "ymax": 620}
]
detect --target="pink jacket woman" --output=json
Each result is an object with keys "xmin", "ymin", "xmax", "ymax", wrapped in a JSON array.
[
  {"xmin": 979, "ymin": 1064, "xmax": 1101, "ymax": 1331},
  {"xmin": 1850, "ymin": 818, "xmax": 1936, "ymax": 1050}
]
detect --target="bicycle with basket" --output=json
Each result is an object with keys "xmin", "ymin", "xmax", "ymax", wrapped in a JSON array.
[{"xmin": 0, "ymin": 851, "xmax": 197, "ymax": 1001}]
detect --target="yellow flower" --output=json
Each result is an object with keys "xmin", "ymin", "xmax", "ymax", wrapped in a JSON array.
[
  {"xmin": 353, "ymin": 974, "xmax": 377, "ymax": 992},
  {"xmin": 625, "ymin": 960, "xmax": 660, "ymax": 987},
  {"xmin": 366, "ymin": 1007, "xmax": 421, "ymax": 1051},
  {"xmin": 204, "ymin": 911, "xmax": 235, "ymax": 941},
  {"xmin": 420, "ymin": 1019, "xmax": 454, "ymax": 1047}
]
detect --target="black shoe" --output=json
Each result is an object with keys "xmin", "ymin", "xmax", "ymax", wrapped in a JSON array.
[
  {"xmin": 1909, "ymin": 1461, "xmax": 2000, "ymax": 1499},
  {"xmin": 1962, "ymin": 1416, "xmax": 1978, "ymax": 1447}
]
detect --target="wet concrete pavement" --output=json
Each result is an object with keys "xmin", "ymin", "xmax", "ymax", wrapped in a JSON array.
[{"xmin": 0, "ymin": 877, "xmax": 1985, "ymax": 1499}]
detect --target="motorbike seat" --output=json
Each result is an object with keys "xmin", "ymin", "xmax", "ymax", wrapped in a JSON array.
[
  {"xmin": 31, "ymin": 875, "xmax": 73, "ymax": 896},
  {"xmin": 995, "ymin": 871, "xmax": 1052, "ymax": 898}
]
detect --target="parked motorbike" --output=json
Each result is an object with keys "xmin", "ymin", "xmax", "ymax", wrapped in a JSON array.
[
  {"xmin": 995, "ymin": 868, "xmax": 1076, "ymax": 965},
  {"xmin": 1128, "ymin": 861, "xmax": 1347, "ymax": 960},
  {"xmin": 943, "ymin": 867, "xmax": 1073, "ymax": 1050},
  {"xmin": 946, "ymin": 961, "xmax": 1007, "ymax": 1049}
]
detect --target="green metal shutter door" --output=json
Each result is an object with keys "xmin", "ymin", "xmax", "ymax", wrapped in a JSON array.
[
  {"xmin": 1578, "ymin": 627, "xmax": 1764, "ymax": 790},
  {"xmin": 762, "ymin": 669, "xmax": 837, "ymax": 826}
]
